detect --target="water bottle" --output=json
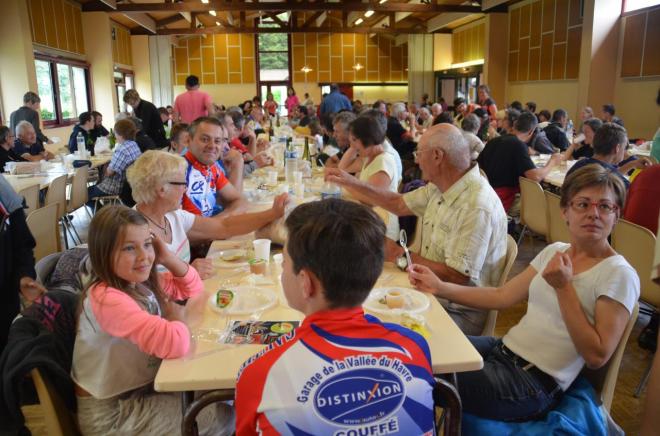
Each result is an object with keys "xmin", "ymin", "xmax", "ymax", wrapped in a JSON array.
[
  {"xmin": 285, "ymin": 140, "xmax": 299, "ymax": 184},
  {"xmin": 76, "ymin": 132, "xmax": 85, "ymax": 158},
  {"xmin": 321, "ymin": 181, "xmax": 341, "ymax": 200}
]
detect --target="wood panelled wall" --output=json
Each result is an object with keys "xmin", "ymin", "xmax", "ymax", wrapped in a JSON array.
[
  {"xmin": 291, "ymin": 33, "xmax": 407, "ymax": 83},
  {"xmin": 620, "ymin": 6, "xmax": 660, "ymax": 77},
  {"xmin": 27, "ymin": 0, "xmax": 84, "ymax": 55},
  {"xmin": 111, "ymin": 22, "xmax": 133, "ymax": 66},
  {"xmin": 172, "ymin": 35, "xmax": 255, "ymax": 85},
  {"xmin": 452, "ymin": 22, "xmax": 485, "ymax": 64},
  {"xmin": 508, "ymin": 0, "xmax": 582, "ymax": 82}
]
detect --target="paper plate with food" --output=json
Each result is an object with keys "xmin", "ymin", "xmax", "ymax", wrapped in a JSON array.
[
  {"xmin": 363, "ymin": 287, "xmax": 430, "ymax": 315},
  {"xmin": 208, "ymin": 249, "xmax": 250, "ymax": 268},
  {"xmin": 208, "ymin": 286, "xmax": 277, "ymax": 315}
]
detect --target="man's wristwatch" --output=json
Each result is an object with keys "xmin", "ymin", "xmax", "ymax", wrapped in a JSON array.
[{"xmin": 396, "ymin": 254, "xmax": 409, "ymax": 271}]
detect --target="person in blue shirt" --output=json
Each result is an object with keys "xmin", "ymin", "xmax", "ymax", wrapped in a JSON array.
[
  {"xmin": 68, "ymin": 111, "xmax": 95, "ymax": 154},
  {"xmin": 566, "ymin": 122, "xmax": 650, "ymax": 189},
  {"xmin": 320, "ymin": 84, "xmax": 352, "ymax": 115}
]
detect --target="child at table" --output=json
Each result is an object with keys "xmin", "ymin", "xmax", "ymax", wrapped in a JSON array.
[
  {"xmin": 71, "ymin": 205, "xmax": 233, "ymax": 435},
  {"xmin": 235, "ymin": 199, "xmax": 435, "ymax": 435}
]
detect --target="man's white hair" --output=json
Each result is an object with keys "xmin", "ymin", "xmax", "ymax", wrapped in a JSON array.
[
  {"xmin": 391, "ymin": 102, "xmax": 407, "ymax": 119},
  {"xmin": 15, "ymin": 120, "xmax": 34, "ymax": 137}
]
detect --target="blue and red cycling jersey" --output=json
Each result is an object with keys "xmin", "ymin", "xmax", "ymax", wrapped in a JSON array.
[
  {"xmin": 181, "ymin": 151, "xmax": 229, "ymax": 217},
  {"xmin": 235, "ymin": 308, "xmax": 435, "ymax": 436}
]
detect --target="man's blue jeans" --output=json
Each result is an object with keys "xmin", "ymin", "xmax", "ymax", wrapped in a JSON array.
[{"xmin": 454, "ymin": 336, "xmax": 563, "ymax": 422}]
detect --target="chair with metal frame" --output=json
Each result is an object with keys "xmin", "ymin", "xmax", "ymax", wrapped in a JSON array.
[
  {"xmin": 18, "ymin": 184, "xmax": 40, "ymax": 214},
  {"xmin": 544, "ymin": 191, "xmax": 571, "ymax": 243},
  {"xmin": 44, "ymin": 174, "xmax": 71, "ymax": 249},
  {"xmin": 481, "ymin": 235, "xmax": 518, "ymax": 336},
  {"xmin": 26, "ymin": 203, "xmax": 60, "ymax": 262},
  {"xmin": 181, "ymin": 378, "xmax": 463, "ymax": 436},
  {"xmin": 64, "ymin": 165, "xmax": 91, "ymax": 245},
  {"xmin": 611, "ymin": 219, "xmax": 659, "ymax": 397},
  {"xmin": 517, "ymin": 177, "xmax": 548, "ymax": 245}
]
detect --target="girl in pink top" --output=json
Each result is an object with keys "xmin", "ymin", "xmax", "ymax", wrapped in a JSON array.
[
  {"xmin": 263, "ymin": 92, "xmax": 278, "ymax": 116},
  {"xmin": 72, "ymin": 206, "xmax": 233, "ymax": 435},
  {"xmin": 285, "ymin": 86, "xmax": 300, "ymax": 115}
]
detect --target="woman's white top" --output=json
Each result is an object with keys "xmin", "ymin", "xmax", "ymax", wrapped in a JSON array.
[
  {"xmin": 162, "ymin": 209, "xmax": 196, "ymax": 268},
  {"xmin": 359, "ymin": 152, "xmax": 401, "ymax": 240},
  {"xmin": 503, "ymin": 242, "xmax": 640, "ymax": 390}
]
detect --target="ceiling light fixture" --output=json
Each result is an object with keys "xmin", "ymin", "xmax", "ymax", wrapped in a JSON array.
[
  {"xmin": 215, "ymin": 21, "xmax": 220, "ymax": 26},
  {"xmin": 355, "ymin": 18, "xmax": 364, "ymax": 25},
  {"xmin": 365, "ymin": 10, "xmax": 374, "ymax": 17},
  {"xmin": 449, "ymin": 59, "xmax": 484, "ymax": 69},
  {"xmin": 353, "ymin": 63, "xmax": 364, "ymax": 71},
  {"xmin": 379, "ymin": 0, "xmax": 388, "ymax": 4},
  {"xmin": 201, "ymin": 0, "xmax": 209, "ymax": 3},
  {"xmin": 301, "ymin": 65, "xmax": 313, "ymax": 73},
  {"xmin": 209, "ymin": 10, "xmax": 217, "ymax": 16}
]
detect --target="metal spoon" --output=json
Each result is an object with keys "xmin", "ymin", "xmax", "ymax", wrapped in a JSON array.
[{"xmin": 399, "ymin": 229, "xmax": 413, "ymax": 269}]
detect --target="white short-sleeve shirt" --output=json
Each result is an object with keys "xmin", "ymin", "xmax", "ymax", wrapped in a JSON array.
[
  {"xmin": 504, "ymin": 242, "xmax": 640, "ymax": 390},
  {"xmin": 163, "ymin": 209, "xmax": 196, "ymax": 266},
  {"xmin": 402, "ymin": 165, "xmax": 508, "ymax": 287}
]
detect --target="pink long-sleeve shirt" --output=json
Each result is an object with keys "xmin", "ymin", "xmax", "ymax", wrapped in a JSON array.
[
  {"xmin": 89, "ymin": 267, "xmax": 203, "ymax": 358},
  {"xmin": 72, "ymin": 266, "xmax": 204, "ymax": 399}
]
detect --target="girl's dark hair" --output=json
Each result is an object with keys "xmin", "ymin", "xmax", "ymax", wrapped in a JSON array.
[{"xmin": 349, "ymin": 116, "xmax": 385, "ymax": 147}]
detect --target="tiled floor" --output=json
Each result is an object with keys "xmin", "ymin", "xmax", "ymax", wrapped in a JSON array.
[{"xmin": 22, "ymin": 230, "xmax": 653, "ymax": 434}]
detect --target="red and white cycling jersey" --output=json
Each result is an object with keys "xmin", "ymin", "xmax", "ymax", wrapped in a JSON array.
[{"xmin": 235, "ymin": 308, "xmax": 435, "ymax": 436}]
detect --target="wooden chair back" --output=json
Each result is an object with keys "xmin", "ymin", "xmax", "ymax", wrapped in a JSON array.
[
  {"xmin": 581, "ymin": 304, "xmax": 639, "ymax": 411},
  {"xmin": 611, "ymin": 219, "xmax": 660, "ymax": 307},
  {"xmin": 18, "ymin": 184, "xmax": 40, "ymax": 214},
  {"xmin": 44, "ymin": 174, "xmax": 68, "ymax": 218},
  {"xmin": 481, "ymin": 235, "xmax": 518, "ymax": 336},
  {"xmin": 545, "ymin": 191, "xmax": 571, "ymax": 243},
  {"xmin": 26, "ymin": 203, "xmax": 60, "ymax": 260},
  {"xmin": 67, "ymin": 165, "xmax": 89, "ymax": 213},
  {"xmin": 30, "ymin": 369, "xmax": 81, "ymax": 436},
  {"xmin": 519, "ymin": 177, "xmax": 548, "ymax": 238}
]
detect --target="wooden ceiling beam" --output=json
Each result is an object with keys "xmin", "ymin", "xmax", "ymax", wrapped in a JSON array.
[
  {"xmin": 131, "ymin": 25, "xmax": 431, "ymax": 35},
  {"xmin": 156, "ymin": 14, "xmax": 185, "ymax": 27},
  {"xmin": 301, "ymin": 10, "xmax": 325, "ymax": 28},
  {"xmin": 84, "ymin": 1, "xmax": 482, "ymax": 14}
]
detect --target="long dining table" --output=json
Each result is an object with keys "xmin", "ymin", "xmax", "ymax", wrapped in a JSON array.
[
  {"xmin": 5, "ymin": 154, "xmax": 111, "ymax": 192},
  {"xmin": 154, "ymin": 167, "xmax": 484, "ymax": 427}
]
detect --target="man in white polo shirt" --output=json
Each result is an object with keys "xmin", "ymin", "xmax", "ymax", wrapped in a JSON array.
[{"xmin": 326, "ymin": 123, "xmax": 508, "ymax": 335}]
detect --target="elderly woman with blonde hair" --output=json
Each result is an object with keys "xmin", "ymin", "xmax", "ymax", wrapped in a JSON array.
[{"xmin": 128, "ymin": 150, "xmax": 288, "ymax": 278}]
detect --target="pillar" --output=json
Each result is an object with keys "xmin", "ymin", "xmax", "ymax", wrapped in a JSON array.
[
  {"xmin": 0, "ymin": 0, "xmax": 37, "ymax": 119},
  {"xmin": 407, "ymin": 34, "xmax": 435, "ymax": 104}
]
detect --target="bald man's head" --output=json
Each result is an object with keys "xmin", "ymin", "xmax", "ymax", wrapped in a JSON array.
[{"xmin": 422, "ymin": 123, "xmax": 470, "ymax": 171}]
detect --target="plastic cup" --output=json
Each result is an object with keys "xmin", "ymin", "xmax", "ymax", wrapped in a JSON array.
[
  {"xmin": 267, "ymin": 170, "xmax": 278, "ymax": 185},
  {"xmin": 293, "ymin": 170, "xmax": 303, "ymax": 185},
  {"xmin": 253, "ymin": 239, "xmax": 272, "ymax": 262},
  {"xmin": 294, "ymin": 182, "xmax": 305, "ymax": 199}
]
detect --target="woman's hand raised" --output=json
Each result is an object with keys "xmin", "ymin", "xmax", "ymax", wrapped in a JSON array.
[{"xmin": 542, "ymin": 251, "xmax": 573, "ymax": 291}]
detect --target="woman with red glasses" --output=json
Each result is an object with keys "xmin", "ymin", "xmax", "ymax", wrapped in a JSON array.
[
  {"xmin": 128, "ymin": 150, "xmax": 288, "ymax": 279},
  {"xmin": 408, "ymin": 164, "xmax": 640, "ymax": 421}
]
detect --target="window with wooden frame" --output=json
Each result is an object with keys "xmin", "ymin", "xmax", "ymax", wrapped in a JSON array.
[
  {"xmin": 34, "ymin": 55, "xmax": 91, "ymax": 127},
  {"xmin": 114, "ymin": 68, "xmax": 135, "ymax": 114}
]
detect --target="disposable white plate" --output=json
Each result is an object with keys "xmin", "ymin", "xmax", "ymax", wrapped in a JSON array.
[
  {"xmin": 208, "ymin": 286, "xmax": 277, "ymax": 315},
  {"xmin": 208, "ymin": 249, "xmax": 250, "ymax": 268},
  {"xmin": 363, "ymin": 287, "xmax": 430, "ymax": 315}
]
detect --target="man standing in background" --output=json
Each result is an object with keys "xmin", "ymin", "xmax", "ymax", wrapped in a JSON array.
[
  {"xmin": 173, "ymin": 75, "xmax": 213, "ymax": 124},
  {"xmin": 10, "ymin": 92, "xmax": 51, "ymax": 148}
]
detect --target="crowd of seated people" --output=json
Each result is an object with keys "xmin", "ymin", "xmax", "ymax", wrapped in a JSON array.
[{"xmin": 1, "ymin": 79, "xmax": 658, "ymax": 436}]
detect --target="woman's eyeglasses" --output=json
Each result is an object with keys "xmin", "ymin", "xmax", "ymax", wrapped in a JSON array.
[
  {"xmin": 167, "ymin": 181, "xmax": 188, "ymax": 186},
  {"xmin": 569, "ymin": 200, "xmax": 618, "ymax": 214}
]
